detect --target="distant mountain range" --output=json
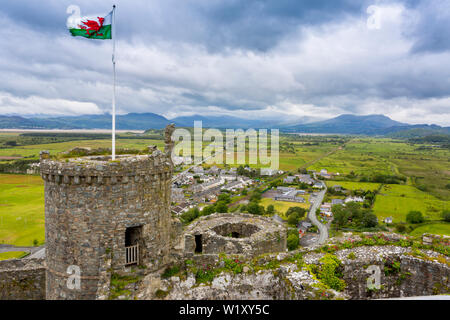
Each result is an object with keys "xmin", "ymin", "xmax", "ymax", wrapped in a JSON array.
[
  {"xmin": 285, "ymin": 114, "xmax": 407, "ymax": 134},
  {"xmin": 283, "ymin": 114, "xmax": 450, "ymax": 136},
  {"xmin": 0, "ymin": 113, "xmax": 448, "ymax": 136},
  {"xmin": 0, "ymin": 113, "xmax": 170, "ymax": 130}
]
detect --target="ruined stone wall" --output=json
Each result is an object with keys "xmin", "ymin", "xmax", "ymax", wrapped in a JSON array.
[
  {"xmin": 41, "ymin": 151, "xmax": 173, "ymax": 300},
  {"xmin": 0, "ymin": 258, "xmax": 45, "ymax": 300},
  {"xmin": 183, "ymin": 213, "xmax": 286, "ymax": 258},
  {"xmin": 140, "ymin": 245, "xmax": 449, "ymax": 300},
  {"xmin": 342, "ymin": 253, "xmax": 450, "ymax": 299}
]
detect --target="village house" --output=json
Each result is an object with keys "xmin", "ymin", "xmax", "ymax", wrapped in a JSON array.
[
  {"xmin": 283, "ymin": 176, "xmax": 296, "ymax": 184},
  {"xmin": 193, "ymin": 166, "xmax": 204, "ymax": 174},
  {"xmin": 260, "ymin": 168, "xmax": 283, "ymax": 176},
  {"xmin": 277, "ymin": 186, "xmax": 297, "ymax": 193},
  {"xmin": 191, "ymin": 178, "xmax": 223, "ymax": 193},
  {"xmin": 171, "ymin": 187, "xmax": 185, "ymax": 203},
  {"xmin": 313, "ymin": 183, "xmax": 324, "ymax": 189},
  {"xmin": 221, "ymin": 174, "xmax": 237, "ymax": 182},
  {"xmin": 221, "ymin": 180, "xmax": 245, "ymax": 192},
  {"xmin": 172, "ymin": 156, "xmax": 192, "ymax": 166},
  {"xmin": 206, "ymin": 166, "xmax": 221, "ymax": 175},
  {"xmin": 345, "ymin": 196, "xmax": 365, "ymax": 203},
  {"xmin": 171, "ymin": 202, "xmax": 193, "ymax": 216},
  {"xmin": 331, "ymin": 199, "xmax": 344, "ymax": 205},
  {"xmin": 274, "ymin": 188, "xmax": 305, "ymax": 203},
  {"xmin": 295, "ymin": 174, "xmax": 315, "ymax": 185}
]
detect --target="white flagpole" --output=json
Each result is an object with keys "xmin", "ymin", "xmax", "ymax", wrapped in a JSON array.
[{"xmin": 112, "ymin": 4, "xmax": 116, "ymax": 160}]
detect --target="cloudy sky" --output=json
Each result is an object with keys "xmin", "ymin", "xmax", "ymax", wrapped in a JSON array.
[{"xmin": 0, "ymin": 0, "xmax": 449, "ymax": 125}]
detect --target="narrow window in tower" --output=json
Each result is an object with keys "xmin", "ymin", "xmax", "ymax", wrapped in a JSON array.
[{"xmin": 125, "ymin": 225, "xmax": 142, "ymax": 265}]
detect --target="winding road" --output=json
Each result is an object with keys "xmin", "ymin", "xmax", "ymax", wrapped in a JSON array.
[{"xmin": 307, "ymin": 180, "xmax": 329, "ymax": 245}]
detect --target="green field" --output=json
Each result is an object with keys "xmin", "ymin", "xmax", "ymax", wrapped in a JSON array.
[
  {"xmin": 0, "ymin": 137, "xmax": 164, "ymax": 160},
  {"xmin": 0, "ymin": 251, "xmax": 28, "ymax": 261},
  {"xmin": 325, "ymin": 180, "xmax": 381, "ymax": 191},
  {"xmin": 373, "ymin": 184, "xmax": 449, "ymax": 223},
  {"xmin": 0, "ymin": 174, "xmax": 44, "ymax": 246},
  {"xmin": 260, "ymin": 198, "xmax": 310, "ymax": 218},
  {"xmin": 0, "ymin": 132, "xmax": 449, "ymax": 240},
  {"xmin": 308, "ymin": 139, "xmax": 394, "ymax": 176},
  {"xmin": 309, "ymin": 138, "xmax": 450, "ymax": 200},
  {"xmin": 410, "ymin": 223, "xmax": 450, "ymax": 237}
]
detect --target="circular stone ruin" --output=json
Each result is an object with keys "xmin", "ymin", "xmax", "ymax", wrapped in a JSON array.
[{"xmin": 183, "ymin": 213, "xmax": 287, "ymax": 257}]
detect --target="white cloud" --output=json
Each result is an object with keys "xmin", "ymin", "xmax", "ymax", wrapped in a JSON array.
[{"xmin": 0, "ymin": 92, "xmax": 102, "ymax": 116}]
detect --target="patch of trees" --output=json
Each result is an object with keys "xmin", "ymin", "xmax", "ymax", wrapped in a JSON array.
[
  {"xmin": 266, "ymin": 204, "xmax": 275, "ymax": 215},
  {"xmin": 4, "ymin": 140, "xmax": 17, "ymax": 146},
  {"xmin": 406, "ymin": 211, "xmax": 425, "ymax": 224},
  {"xmin": 236, "ymin": 165, "xmax": 260, "ymax": 178},
  {"xmin": 181, "ymin": 193, "xmax": 232, "ymax": 223},
  {"xmin": 331, "ymin": 202, "xmax": 378, "ymax": 229},
  {"xmin": 280, "ymin": 142, "xmax": 296, "ymax": 153},
  {"xmin": 408, "ymin": 134, "xmax": 450, "ymax": 147},
  {"xmin": 359, "ymin": 174, "xmax": 407, "ymax": 184},
  {"xmin": 287, "ymin": 228, "xmax": 300, "ymax": 251},
  {"xmin": 240, "ymin": 189, "xmax": 266, "ymax": 215},
  {"xmin": 442, "ymin": 210, "xmax": 450, "ymax": 223},
  {"xmin": 326, "ymin": 188, "xmax": 346, "ymax": 197},
  {"xmin": 180, "ymin": 207, "xmax": 201, "ymax": 223},
  {"xmin": 0, "ymin": 159, "xmax": 37, "ymax": 174},
  {"xmin": 286, "ymin": 207, "xmax": 307, "ymax": 227}
]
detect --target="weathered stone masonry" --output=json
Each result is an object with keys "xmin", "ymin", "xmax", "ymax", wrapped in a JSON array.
[
  {"xmin": 183, "ymin": 213, "xmax": 287, "ymax": 258},
  {"xmin": 40, "ymin": 148, "xmax": 173, "ymax": 300},
  {"xmin": 0, "ymin": 258, "xmax": 45, "ymax": 300}
]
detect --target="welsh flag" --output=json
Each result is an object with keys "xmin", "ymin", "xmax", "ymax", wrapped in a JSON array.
[{"xmin": 68, "ymin": 11, "xmax": 112, "ymax": 39}]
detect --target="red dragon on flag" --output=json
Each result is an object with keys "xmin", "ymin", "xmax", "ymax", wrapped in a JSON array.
[
  {"xmin": 68, "ymin": 9, "xmax": 112, "ymax": 39},
  {"xmin": 78, "ymin": 17, "xmax": 105, "ymax": 37}
]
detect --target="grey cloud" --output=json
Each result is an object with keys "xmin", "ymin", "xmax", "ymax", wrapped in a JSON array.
[{"xmin": 0, "ymin": 1, "xmax": 449, "ymax": 125}]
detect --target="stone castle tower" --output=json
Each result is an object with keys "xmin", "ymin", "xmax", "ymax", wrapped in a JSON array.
[{"xmin": 40, "ymin": 125, "xmax": 175, "ymax": 300}]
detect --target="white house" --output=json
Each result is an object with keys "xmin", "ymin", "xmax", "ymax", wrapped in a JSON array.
[{"xmin": 345, "ymin": 196, "xmax": 364, "ymax": 203}]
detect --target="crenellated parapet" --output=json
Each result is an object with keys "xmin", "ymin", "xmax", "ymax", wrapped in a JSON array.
[{"xmin": 40, "ymin": 153, "xmax": 172, "ymax": 186}]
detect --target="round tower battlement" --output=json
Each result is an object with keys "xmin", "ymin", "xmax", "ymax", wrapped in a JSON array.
[
  {"xmin": 40, "ymin": 153, "xmax": 172, "ymax": 186},
  {"xmin": 41, "ymin": 151, "xmax": 173, "ymax": 300}
]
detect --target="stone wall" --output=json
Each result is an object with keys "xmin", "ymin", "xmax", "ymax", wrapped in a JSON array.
[
  {"xmin": 41, "ymin": 149, "xmax": 173, "ymax": 300},
  {"xmin": 140, "ymin": 245, "xmax": 449, "ymax": 300},
  {"xmin": 340, "ymin": 250, "xmax": 450, "ymax": 299},
  {"xmin": 183, "ymin": 213, "xmax": 286, "ymax": 257},
  {"xmin": 0, "ymin": 258, "xmax": 45, "ymax": 300}
]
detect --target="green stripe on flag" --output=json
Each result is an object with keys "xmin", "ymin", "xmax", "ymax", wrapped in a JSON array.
[{"xmin": 69, "ymin": 25, "xmax": 111, "ymax": 39}]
